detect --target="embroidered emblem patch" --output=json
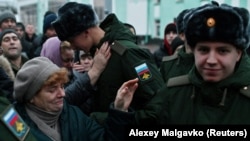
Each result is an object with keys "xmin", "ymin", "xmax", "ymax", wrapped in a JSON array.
[
  {"xmin": 1, "ymin": 106, "xmax": 29, "ymax": 141},
  {"xmin": 135, "ymin": 63, "xmax": 152, "ymax": 81}
]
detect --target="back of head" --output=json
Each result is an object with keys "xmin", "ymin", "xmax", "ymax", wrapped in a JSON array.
[
  {"xmin": 0, "ymin": 10, "xmax": 16, "ymax": 25},
  {"xmin": 52, "ymin": 2, "xmax": 99, "ymax": 41},
  {"xmin": 176, "ymin": 9, "xmax": 190, "ymax": 34},
  {"xmin": 171, "ymin": 36, "xmax": 184, "ymax": 53},
  {"xmin": 185, "ymin": 3, "xmax": 250, "ymax": 50}
]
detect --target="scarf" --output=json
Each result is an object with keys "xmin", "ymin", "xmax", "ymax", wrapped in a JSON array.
[
  {"xmin": 25, "ymin": 103, "xmax": 62, "ymax": 141},
  {"xmin": 164, "ymin": 38, "xmax": 172, "ymax": 55}
]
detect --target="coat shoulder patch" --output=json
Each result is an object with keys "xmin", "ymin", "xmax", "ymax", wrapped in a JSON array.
[
  {"xmin": 167, "ymin": 75, "xmax": 190, "ymax": 87},
  {"xmin": 240, "ymin": 86, "xmax": 250, "ymax": 98},
  {"xmin": 135, "ymin": 63, "xmax": 152, "ymax": 81},
  {"xmin": 110, "ymin": 41, "xmax": 127, "ymax": 56},
  {"xmin": 162, "ymin": 54, "xmax": 178, "ymax": 62}
]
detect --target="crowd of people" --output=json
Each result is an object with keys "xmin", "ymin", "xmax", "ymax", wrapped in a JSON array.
[{"xmin": 1, "ymin": 0, "xmax": 250, "ymax": 140}]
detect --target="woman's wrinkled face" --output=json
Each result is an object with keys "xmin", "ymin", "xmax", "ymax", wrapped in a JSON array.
[
  {"xmin": 30, "ymin": 83, "xmax": 65, "ymax": 112},
  {"xmin": 194, "ymin": 42, "xmax": 242, "ymax": 82}
]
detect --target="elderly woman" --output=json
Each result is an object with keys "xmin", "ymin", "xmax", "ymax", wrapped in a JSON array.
[
  {"xmin": 13, "ymin": 57, "xmax": 138, "ymax": 141},
  {"xmin": 40, "ymin": 36, "xmax": 110, "ymax": 115}
]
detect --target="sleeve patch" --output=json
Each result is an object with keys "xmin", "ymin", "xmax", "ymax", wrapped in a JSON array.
[
  {"xmin": 1, "ymin": 106, "xmax": 30, "ymax": 141},
  {"xmin": 135, "ymin": 63, "xmax": 152, "ymax": 81}
]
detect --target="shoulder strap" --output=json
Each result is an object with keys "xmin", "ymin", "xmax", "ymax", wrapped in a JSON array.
[
  {"xmin": 162, "ymin": 54, "xmax": 178, "ymax": 62},
  {"xmin": 167, "ymin": 75, "xmax": 190, "ymax": 87},
  {"xmin": 240, "ymin": 86, "xmax": 250, "ymax": 98},
  {"xmin": 110, "ymin": 40, "xmax": 127, "ymax": 56}
]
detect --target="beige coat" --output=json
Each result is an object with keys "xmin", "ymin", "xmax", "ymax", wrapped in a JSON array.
[{"xmin": 0, "ymin": 55, "xmax": 15, "ymax": 80}]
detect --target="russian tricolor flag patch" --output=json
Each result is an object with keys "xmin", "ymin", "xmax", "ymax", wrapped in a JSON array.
[
  {"xmin": 135, "ymin": 63, "xmax": 152, "ymax": 81},
  {"xmin": 1, "ymin": 106, "xmax": 30, "ymax": 140}
]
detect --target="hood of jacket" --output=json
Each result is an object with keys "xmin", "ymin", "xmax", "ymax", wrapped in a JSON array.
[{"xmin": 99, "ymin": 14, "xmax": 137, "ymax": 45}]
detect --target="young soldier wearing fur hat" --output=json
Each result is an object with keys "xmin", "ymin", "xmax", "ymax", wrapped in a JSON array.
[
  {"xmin": 52, "ymin": 2, "xmax": 164, "ymax": 125},
  {"xmin": 13, "ymin": 56, "xmax": 137, "ymax": 140},
  {"xmin": 132, "ymin": 3, "xmax": 250, "ymax": 124}
]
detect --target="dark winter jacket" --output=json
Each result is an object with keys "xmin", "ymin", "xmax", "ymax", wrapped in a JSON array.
[
  {"xmin": 153, "ymin": 43, "xmax": 171, "ymax": 68},
  {"xmin": 160, "ymin": 46, "xmax": 194, "ymax": 82}
]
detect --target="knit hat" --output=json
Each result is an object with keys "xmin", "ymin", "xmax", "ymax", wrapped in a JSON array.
[
  {"xmin": 14, "ymin": 57, "xmax": 60, "ymax": 103},
  {"xmin": 52, "ymin": 2, "xmax": 99, "ymax": 41},
  {"xmin": 185, "ymin": 3, "xmax": 250, "ymax": 50},
  {"xmin": 164, "ymin": 23, "xmax": 177, "ymax": 35},
  {"xmin": 43, "ymin": 13, "xmax": 57, "ymax": 34},
  {"xmin": 0, "ymin": 10, "xmax": 16, "ymax": 25},
  {"xmin": 0, "ymin": 29, "xmax": 18, "ymax": 45}
]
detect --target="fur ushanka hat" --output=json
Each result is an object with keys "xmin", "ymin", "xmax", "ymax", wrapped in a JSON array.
[
  {"xmin": 185, "ymin": 3, "xmax": 250, "ymax": 50},
  {"xmin": 52, "ymin": 2, "xmax": 99, "ymax": 41}
]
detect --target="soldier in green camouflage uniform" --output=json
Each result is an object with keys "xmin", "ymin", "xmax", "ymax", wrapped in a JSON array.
[
  {"xmin": 159, "ymin": 3, "xmax": 250, "ymax": 124},
  {"xmin": 52, "ymin": 2, "xmax": 165, "ymax": 125}
]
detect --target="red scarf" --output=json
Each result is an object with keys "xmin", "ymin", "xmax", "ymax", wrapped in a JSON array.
[{"xmin": 164, "ymin": 38, "xmax": 172, "ymax": 55}]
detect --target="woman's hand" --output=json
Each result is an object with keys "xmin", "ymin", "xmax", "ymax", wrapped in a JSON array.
[
  {"xmin": 92, "ymin": 42, "xmax": 111, "ymax": 72},
  {"xmin": 114, "ymin": 78, "xmax": 139, "ymax": 112}
]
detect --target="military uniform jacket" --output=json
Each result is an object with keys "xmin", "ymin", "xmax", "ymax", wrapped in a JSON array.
[
  {"xmin": 0, "ymin": 90, "xmax": 37, "ymax": 141},
  {"xmin": 91, "ymin": 14, "xmax": 165, "ymax": 125},
  {"xmin": 160, "ymin": 53, "xmax": 250, "ymax": 124},
  {"xmin": 160, "ymin": 47, "xmax": 194, "ymax": 82}
]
